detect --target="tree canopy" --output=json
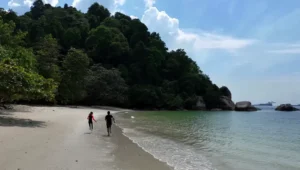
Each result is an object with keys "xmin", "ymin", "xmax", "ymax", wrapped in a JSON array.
[{"xmin": 0, "ymin": 0, "xmax": 227, "ymax": 110}]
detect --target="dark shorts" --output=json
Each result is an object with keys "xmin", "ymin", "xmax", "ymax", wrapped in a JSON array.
[{"xmin": 106, "ymin": 122, "xmax": 112, "ymax": 128}]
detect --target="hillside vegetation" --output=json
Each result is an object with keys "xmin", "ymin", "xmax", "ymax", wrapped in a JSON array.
[{"xmin": 0, "ymin": 0, "xmax": 228, "ymax": 110}]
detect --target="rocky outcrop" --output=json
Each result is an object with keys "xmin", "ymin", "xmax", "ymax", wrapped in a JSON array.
[
  {"xmin": 195, "ymin": 96, "xmax": 206, "ymax": 110},
  {"xmin": 235, "ymin": 101, "xmax": 259, "ymax": 111},
  {"xmin": 275, "ymin": 104, "xmax": 299, "ymax": 111},
  {"xmin": 219, "ymin": 96, "xmax": 235, "ymax": 110},
  {"xmin": 220, "ymin": 86, "xmax": 232, "ymax": 100}
]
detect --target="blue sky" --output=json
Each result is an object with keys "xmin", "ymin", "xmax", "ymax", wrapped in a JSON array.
[{"xmin": 3, "ymin": 0, "xmax": 300, "ymax": 104}]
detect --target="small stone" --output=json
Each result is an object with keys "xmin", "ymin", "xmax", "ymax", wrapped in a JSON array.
[{"xmin": 75, "ymin": 160, "xmax": 78, "ymax": 162}]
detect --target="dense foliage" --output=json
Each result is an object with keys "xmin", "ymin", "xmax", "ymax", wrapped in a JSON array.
[{"xmin": 0, "ymin": 0, "xmax": 226, "ymax": 110}]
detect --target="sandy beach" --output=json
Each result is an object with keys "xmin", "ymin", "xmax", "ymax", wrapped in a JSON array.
[{"xmin": 0, "ymin": 105, "xmax": 171, "ymax": 170}]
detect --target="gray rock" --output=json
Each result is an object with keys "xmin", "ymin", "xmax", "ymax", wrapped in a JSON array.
[
  {"xmin": 236, "ymin": 101, "xmax": 251, "ymax": 109},
  {"xmin": 275, "ymin": 104, "xmax": 299, "ymax": 111},
  {"xmin": 219, "ymin": 96, "xmax": 235, "ymax": 110},
  {"xmin": 235, "ymin": 101, "xmax": 259, "ymax": 111},
  {"xmin": 195, "ymin": 96, "xmax": 206, "ymax": 110}
]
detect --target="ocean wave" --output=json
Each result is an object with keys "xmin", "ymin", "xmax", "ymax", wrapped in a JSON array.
[{"xmin": 119, "ymin": 127, "xmax": 216, "ymax": 170}]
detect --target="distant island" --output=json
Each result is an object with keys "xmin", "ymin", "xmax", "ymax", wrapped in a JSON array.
[{"xmin": 255, "ymin": 102, "xmax": 275, "ymax": 106}]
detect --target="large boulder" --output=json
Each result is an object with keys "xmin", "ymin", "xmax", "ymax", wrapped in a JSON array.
[
  {"xmin": 220, "ymin": 86, "xmax": 232, "ymax": 100},
  {"xmin": 219, "ymin": 96, "xmax": 235, "ymax": 110},
  {"xmin": 275, "ymin": 104, "xmax": 299, "ymax": 111},
  {"xmin": 235, "ymin": 101, "xmax": 259, "ymax": 111},
  {"xmin": 195, "ymin": 96, "xmax": 206, "ymax": 110}
]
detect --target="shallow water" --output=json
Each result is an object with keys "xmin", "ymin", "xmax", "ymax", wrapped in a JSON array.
[{"xmin": 116, "ymin": 108, "xmax": 300, "ymax": 170}]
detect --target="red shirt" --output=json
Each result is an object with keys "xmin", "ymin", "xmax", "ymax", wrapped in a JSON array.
[{"xmin": 87, "ymin": 115, "xmax": 96, "ymax": 122}]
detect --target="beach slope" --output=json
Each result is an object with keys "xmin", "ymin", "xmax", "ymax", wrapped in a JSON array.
[
  {"xmin": 0, "ymin": 106, "xmax": 118, "ymax": 170},
  {"xmin": 0, "ymin": 105, "xmax": 172, "ymax": 170}
]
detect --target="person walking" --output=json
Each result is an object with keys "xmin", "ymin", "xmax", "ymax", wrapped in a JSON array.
[
  {"xmin": 105, "ymin": 111, "xmax": 115, "ymax": 136},
  {"xmin": 87, "ymin": 112, "xmax": 97, "ymax": 131}
]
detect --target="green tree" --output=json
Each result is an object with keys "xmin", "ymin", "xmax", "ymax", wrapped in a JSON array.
[
  {"xmin": 58, "ymin": 48, "xmax": 89, "ymax": 104},
  {"xmin": 101, "ymin": 17, "xmax": 121, "ymax": 29},
  {"xmin": 9, "ymin": 47, "xmax": 37, "ymax": 71},
  {"xmin": 31, "ymin": 0, "xmax": 45, "ymax": 19},
  {"xmin": 0, "ymin": 19, "xmax": 26, "ymax": 47},
  {"xmin": 86, "ymin": 25, "xmax": 129, "ymax": 65},
  {"xmin": 85, "ymin": 65, "xmax": 128, "ymax": 106},
  {"xmin": 129, "ymin": 19, "xmax": 149, "ymax": 47},
  {"xmin": 35, "ymin": 35, "xmax": 61, "ymax": 81},
  {"xmin": 0, "ymin": 58, "xmax": 56, "ymax": 104},
  {"xmin": 1, "ymin": 10, "xmax": 18, "ymax": 24},
  {"xmin": 87, "ymin": 3, "xmax": 110, "ymax": 29},
  {"xmin": 63, "ymin": 27, "xmax": 82, "ymax": 49},
  {"xmin": 129, "ymin": 85, "xmax": 160, "ymax": 109}
]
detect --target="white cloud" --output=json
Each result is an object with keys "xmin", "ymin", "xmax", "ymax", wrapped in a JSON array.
[
  {"xmin": 23, "ymin": 0, "xmax": 34, "ymax": 7},
  {"xmin": 268, "ymin": 48, "xmax": 300, "ymax": 54},
  {"xmin": 114, "ymin": 0, "xmax": 126, "ymax": 6},
  {"xmin": 8, "ymin": 0, "xmax": 21, "ymax": 7},
  {"xmin": 130, "ymin": 15, "xmax": 138, "ymax": 19},
  {"xmin": 140, "ymin": 4, "xmax": 299, "ymax": 71},
  {"xmin": 266, "ymin": 43, "xmax": 300, "ymax": 54},
  {"xmin": 7, "ymin": 0, "xmax": 30, "ymax": 14},
  {"xmin": 72, "ymin": 0, "xmax": 126, "ymax": 13},
  {"xmin": 141, "ymin": 7, "xmax": 254, "ymax": 63},
  {"xmin": 23, "ymin": 0, "xmax": 58, "ymax": 7},
  {"xmin": 46, "ymin": 0, "xmax": 59, "ymax": 6},
  {"xmin": 144, "ymin": 0, "xmax": 155, "ymax": 8},
  {"xmin": 177, "ymin": 30, "xmax": 255, "ymax": 50},
  {"xmin": 8, "ymin": 0, "xmax": 59, "ymax": 15}
]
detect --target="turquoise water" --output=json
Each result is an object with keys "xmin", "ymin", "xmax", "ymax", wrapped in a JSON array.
[{"xmin": 116, "ymin": 108, "xmax": 300, "ymax": 170}]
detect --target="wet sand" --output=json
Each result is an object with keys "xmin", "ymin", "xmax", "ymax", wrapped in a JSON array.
[{"xmin": 111, "ymin": 122, "xmax": 173, "ymax": 170}]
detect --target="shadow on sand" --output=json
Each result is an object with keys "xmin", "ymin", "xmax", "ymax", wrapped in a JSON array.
[
  {"xmin": 0, "ymin": 116, "xmax": 46, "ymax": 128},
  {"xmin": 0, "ymin": 110, "xmax": 12, "ymax": 116}
]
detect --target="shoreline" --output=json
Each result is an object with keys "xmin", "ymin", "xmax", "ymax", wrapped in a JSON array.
[{"xmin": 111, "ymin": 120, "xmax": 173, "ymax": 170}]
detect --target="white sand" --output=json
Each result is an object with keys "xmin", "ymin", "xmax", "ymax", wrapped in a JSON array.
[
  {"xmin": 0, "ymin": 105, "xmax": 172, "ymax": 170},
  {"xmin": 0, "ymin": 105, "xmax": 119, "ymax": 170}
]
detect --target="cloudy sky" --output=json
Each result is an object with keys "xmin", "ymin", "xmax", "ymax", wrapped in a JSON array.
[{"xmin": 3, "ymin": 0, "xmax": 300, "ymax": 104}]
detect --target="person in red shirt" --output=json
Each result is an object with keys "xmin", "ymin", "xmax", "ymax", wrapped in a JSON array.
[{"xmin": 87, "ymin": 112, "xmax": 97, "ymax": 130}]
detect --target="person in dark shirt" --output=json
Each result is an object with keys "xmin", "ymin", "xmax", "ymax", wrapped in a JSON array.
[
  {"xmin": 87, "ymin": 112, "xmax": 97, "ymax": 131},
  {"xmin": 105, "ymin": 111, "xmax": 115, "ymax": 136}
]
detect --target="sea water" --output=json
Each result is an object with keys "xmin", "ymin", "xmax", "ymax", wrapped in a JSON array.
[{"xmin": 116, "ymin": 107, "xmax": 300, "ymax": 170}]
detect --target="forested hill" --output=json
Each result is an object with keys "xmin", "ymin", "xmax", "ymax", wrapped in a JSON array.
[{"xmin": 0, "ymin": 0, "xmax": 231, "ymax": 110}]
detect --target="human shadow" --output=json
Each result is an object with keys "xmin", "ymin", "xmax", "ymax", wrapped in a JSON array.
[
  {"xmin": 0, "ymin": 110, "xmax": 11, "ymax": 116},
  {"xmin": 0, "ymin": 116, "xmax": 46, "ymax": 128},
  {"xmin": 84, "ymin": 132, "xmax": 92, "ymax": 134},
  {"xmin": 0, "ymin": 105, "xmax": 32, "ymax": 116}
]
